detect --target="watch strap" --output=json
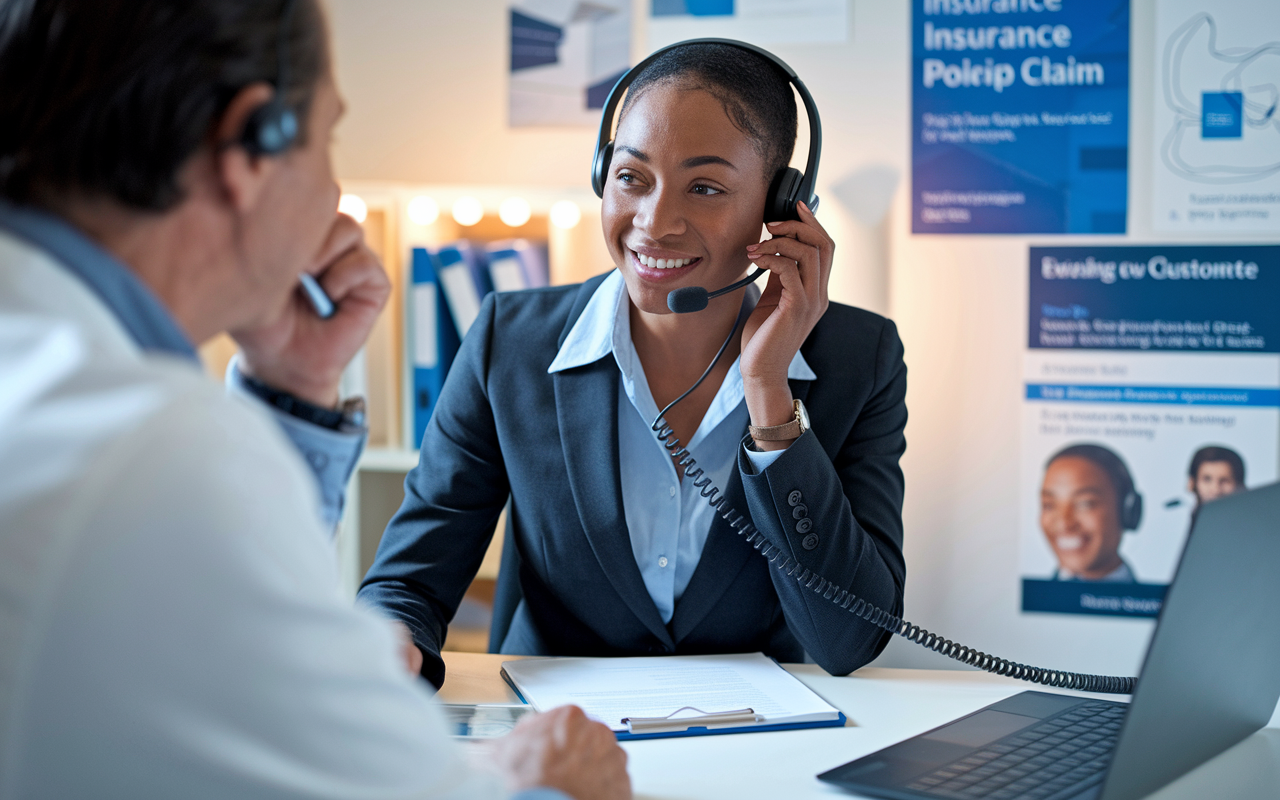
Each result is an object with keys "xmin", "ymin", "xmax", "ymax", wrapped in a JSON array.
[
  {"xmin": 240, "ymin": 372, "xmax": 348, "ymax": 431},
  {"xmin": 749, "ymin": 418, "xmax": 803, "ymax": 441},
  {"xmin": 748, "ymin": 399, "xmax": 807, "ymax": 442}
]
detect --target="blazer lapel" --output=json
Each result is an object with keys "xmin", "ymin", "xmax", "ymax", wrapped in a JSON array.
[
  {"xmin": 553, "ymin": 357, "xmax": 675, "ymax": 649},
  {"xmin": 669, "ymin": 377, "xmax": 814, "ymax": 643}
]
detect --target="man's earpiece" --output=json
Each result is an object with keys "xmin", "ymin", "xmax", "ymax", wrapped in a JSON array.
[
  {"xmin": 241, "ymin": 101, "xmax": 299, "ymax": 156},
  {"xmin": 241, "ymin": 0, "xmax": 300, "ymax": 157}
]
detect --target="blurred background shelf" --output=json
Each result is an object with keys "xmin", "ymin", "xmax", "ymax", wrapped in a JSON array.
[{"xmin": 359, "ymin": 447, "xmax": 422, "ymax": 472}]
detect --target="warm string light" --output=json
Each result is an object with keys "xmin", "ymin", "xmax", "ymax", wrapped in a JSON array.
[
  {"xmin": 407, "ymin": 195, "xmax": 439, "ymax": 226},
  {"xmin": 499, "ymin": 197, "xmax": 532, "ymax": 227},
  {"xmin": 338, "ymin": 193, "xmax": 368, "ymax": 223},
  {"xmin": 400, "ymin": 193, "xmax": 583, "ymax": 229},
  {"xmin": 550, "ymin": 200, "xmax": 581, "ymax": 229},
  {"xmin": 452, "ymin": 196, "xmax": 484, "ymax": 226}
]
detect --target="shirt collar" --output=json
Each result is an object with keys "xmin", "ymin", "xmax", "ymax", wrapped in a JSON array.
[
  {"xmin": 0, "ymin": 200, "xmax": 198, "ymax": 361},
  {"xmin": 1057, "ymin": 559, "xmax": 1135, "ymax": 583},
  {"xmin": 548, "ymin": 270, "xmax": 817, "ymax": 381}
]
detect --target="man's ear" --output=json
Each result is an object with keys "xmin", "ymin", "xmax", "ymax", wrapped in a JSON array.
[
  {"xmin": 1187, "ymin": 476, "xmax": 1197, "ymax": 494},
  {"xmin": 213, "ymin": 82, "xmax": 280, "ymax": 214}
]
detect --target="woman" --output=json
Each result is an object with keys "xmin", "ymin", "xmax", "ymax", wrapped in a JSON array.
[
  {"xmin": 360, "ymin": 42, "xmax": 907, "ymax": 688},
  {"xmin": 1039, "ymin": 444, "xmax": 1141, "ymax": 582}
]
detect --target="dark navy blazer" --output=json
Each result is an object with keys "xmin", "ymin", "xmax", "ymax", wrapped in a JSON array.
[{"xmin": 358, "ymin": 272, "xmax": 908, "ymax": 688}]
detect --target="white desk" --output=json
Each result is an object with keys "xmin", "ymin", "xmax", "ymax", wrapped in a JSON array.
[{"xmin": 440, "ymin": 653, "xmax": 1280, "ymax": 800}]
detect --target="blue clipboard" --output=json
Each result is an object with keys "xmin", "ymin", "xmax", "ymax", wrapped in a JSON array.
[{"xmin": 499, "ymin": 666, "xmax": 847, "ymax": 741}]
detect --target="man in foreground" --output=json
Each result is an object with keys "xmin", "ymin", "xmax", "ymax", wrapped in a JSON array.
[{"xmin": 0, "ymin": 1, "xmax": 628, "ymax": 797}]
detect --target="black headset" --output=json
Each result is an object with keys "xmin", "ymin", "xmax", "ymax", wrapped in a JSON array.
[
  {"xmin": 591, "ymin": 38, "xmax": 822, "ymax": 223},
  {"xmin": 1049, "ymin": 444, "xmax": 1144, "ymax": 531},
  {"xmin": 1121, "ymin": 488, "xmax": 1143, "ymax": 531},
  {"xmin": 240, "ymin": 0, "xmax": 301, "ymax": 156}
]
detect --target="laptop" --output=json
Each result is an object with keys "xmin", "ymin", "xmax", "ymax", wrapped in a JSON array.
[{"xmin": 818, "ymin": 481, "xmax": 1280, "ymax": 800}]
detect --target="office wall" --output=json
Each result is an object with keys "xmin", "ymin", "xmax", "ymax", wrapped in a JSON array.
[
  {"xmin": 327, "ymin": 1, "xmax": 1270, "ymax": 680},
  {"xmin": 325, "ymin": 0, "xmax": 891, "ymax": 314}
]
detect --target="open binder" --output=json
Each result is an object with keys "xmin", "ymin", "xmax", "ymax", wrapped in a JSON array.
[{"xmin": 499, "ymin": 652, "xmax": 846, "ymax": 741}]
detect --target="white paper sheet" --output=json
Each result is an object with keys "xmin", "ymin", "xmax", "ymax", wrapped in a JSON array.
[{"xmin": 501, "ymin": 652, "xmax": 841, "ymax": 731}]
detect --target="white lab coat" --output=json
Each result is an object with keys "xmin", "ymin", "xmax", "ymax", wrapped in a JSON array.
[{"xmin": 0, "ymin": 231, "xmax": 507, "ymax": 799}]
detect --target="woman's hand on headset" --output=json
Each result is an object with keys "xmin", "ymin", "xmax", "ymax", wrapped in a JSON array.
[{"xmin": 739, "ymin": 200, "xmax": 833, "ymax": 446}]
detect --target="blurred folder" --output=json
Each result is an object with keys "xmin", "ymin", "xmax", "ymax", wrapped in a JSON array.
[
  {"xmin": 405, "ymin": 247, "xmax": 462, "ymax": 450},
  {"xmin": 434, "ymin": 242, "xmax": 493, "ymax": 337},
  {"xmin": 486, "ymin": 239, "xmax": 550, "ymax": 292}
]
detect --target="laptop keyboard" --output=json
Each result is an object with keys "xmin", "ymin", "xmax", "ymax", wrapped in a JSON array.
[{"xmin": 905, "ymin": 701, "xmax": 1128, "ymax": 799}]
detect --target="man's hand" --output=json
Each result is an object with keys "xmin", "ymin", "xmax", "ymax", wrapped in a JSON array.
[
  {"xmin": 491, "ymin": 706, "xmax": 631, "ymax": 800},
  {"xmin": 232, "ymin": 213, "xmax": 390, "ymax": 407}
]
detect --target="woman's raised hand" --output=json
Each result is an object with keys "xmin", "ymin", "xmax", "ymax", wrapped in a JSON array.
[{"xmin": 739, "ymin": 201, "xmax": 834, "ymax": 443}]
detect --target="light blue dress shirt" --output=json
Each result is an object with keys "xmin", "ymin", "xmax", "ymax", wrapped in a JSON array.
[
  {"xmin": 548, "ymin": 271, "xmax": 816, "ymax": 623},
  {"xmin": 0, "ymin": 200, "xmax": 364, "ymax": 530}
]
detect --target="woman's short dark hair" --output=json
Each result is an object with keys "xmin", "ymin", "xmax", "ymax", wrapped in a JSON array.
[
  {"xmin": 1047, "ymin": 443, "xmax": 1136, "ymax": 507},
  {"xmin": 1189, "ymin": 445, "xmax": 1246, "ymax": 485},
  {"xmin": 619, "ymin": 42, "xmax": 799, "ymax": 181},
  {"xmin": 0, "ymin": 0, "xmax": 325, "ymax": 212}
]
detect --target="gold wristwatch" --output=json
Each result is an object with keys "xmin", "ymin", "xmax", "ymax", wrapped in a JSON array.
[{"xmin": 748, "ymin": 398, "xmax": 810, "ymax": 442}]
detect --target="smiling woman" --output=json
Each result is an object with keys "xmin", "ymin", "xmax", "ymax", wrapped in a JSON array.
[
  {"xmin": 1040, "ymin": 443, "xmax": 1142, "ymax": 582},
  {"xmin": 359, "ymin": 41, "xmax": 910, "ymax": 690}
]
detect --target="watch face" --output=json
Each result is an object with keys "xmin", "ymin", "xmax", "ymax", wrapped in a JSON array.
[{"xmin": 795, "ymin": 399, "xmax": 810, "ymax": 432}]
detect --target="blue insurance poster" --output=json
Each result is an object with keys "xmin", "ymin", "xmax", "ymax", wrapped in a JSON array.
[
  {"xmin": 913, "ymin": 0, "xmax": 1131, "ymax": 234},
  {"xmin": 1020, "ymin": 245, "xmax": 1280, "ymax": 618}
]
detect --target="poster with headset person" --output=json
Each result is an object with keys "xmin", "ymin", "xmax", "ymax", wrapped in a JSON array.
[
  {"xmin": 1021, "ymin": 245, "xmax": 1280, "ymax": 618},
  {"xmin": 912, "ymin": 0, "xmax": 1130, "ymax": 234}
]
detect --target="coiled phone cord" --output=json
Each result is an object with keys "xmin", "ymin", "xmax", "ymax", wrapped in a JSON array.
[{"xmin": 650, "ymin": 304, "xmax": 1137, "ymax": 695}]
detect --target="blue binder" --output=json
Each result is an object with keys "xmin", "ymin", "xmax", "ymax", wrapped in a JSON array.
[
  {"xmin": 486, "ymin": 239, "xmax": 550, "ymax": 292},
  {"xmin": 407, "ymin": 247, "xmax": 462, "ymax": 450},
  {"xmin": 434, "ymin": 242, "xmax": 493, "ymax": 337}
]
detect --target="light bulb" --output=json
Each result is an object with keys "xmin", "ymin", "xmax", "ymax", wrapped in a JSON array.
[
  {"xmin": 338, "ymin": 194, "xmax": 368, "ymax": 224},
  {"xmin": 499, "ymin": 197, "xmax": 532, "ymax": 227},
  {"xmin": 550, "ymin": 200, "xmax": 581, "ymax": 230},
  {"xmin": 407, "ymin": 195, "xmax": 439, "ymax": 226},
  {"xmin": 452, "ymin": 196, "xmax": 484, "ymax": 227}
]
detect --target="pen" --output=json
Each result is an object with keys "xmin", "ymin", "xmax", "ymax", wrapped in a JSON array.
[{"xmin": 298, "ymin": 273, "xmax": 335, "ymax": 319}]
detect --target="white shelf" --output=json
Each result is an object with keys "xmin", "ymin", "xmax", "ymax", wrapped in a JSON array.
[
  {"xmin": 359, "ymin": 447, "xmax": 420, "ymax": 472},
  {"xmin": 338, "ymin": 444, "xmax": 505, "ymax": 600}
]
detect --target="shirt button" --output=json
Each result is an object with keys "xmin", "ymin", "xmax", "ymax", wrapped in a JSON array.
[
  {"xmin": 669, "ymin": 486, "xmax": 677, "ymax": 498},
  {"xmin": 658, "ymin": 556, "xmax": 669, "ymax": 568}
]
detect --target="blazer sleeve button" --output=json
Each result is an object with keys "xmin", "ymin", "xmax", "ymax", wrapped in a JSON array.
[
  {"xmin": 802, "ymin": 534, "xmax": 820, "ymax": 550},
  {"xmin": 788, "ymin": 490, "xmax": 803, "ymax": 507},
  {"xmin": 796, "ymin": 518, "xmax": 814, "ymax": 534},
  {"xmin": 792, "ymin": 504, "xmax": 808, "ymax": 520}
]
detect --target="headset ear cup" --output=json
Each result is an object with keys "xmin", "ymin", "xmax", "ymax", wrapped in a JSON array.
[
  {"xmin": 242, "ymin": 104, "xmax": 298, "ymax": 156},
  {"xmin": 765, "ymin": 168, "xmax": 803, "ymax": 222},
  {"xmin": 592, "ymin": 141, "xmax": 614, "ymax": 198},
  {"xmin": 1123, "ymin": 491, "xmax": 1143, "ymax": 530}
]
